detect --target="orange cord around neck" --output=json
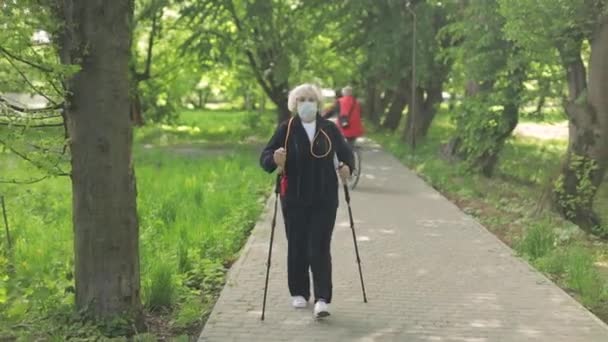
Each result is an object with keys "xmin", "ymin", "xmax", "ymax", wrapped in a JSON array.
[
  {"xmin": 310, "ymin": 129, "xmax": 332, "ymax": 158},
  {"xmin": 283, "ymin": 116, "xmax": 333, "ymax": 171}
]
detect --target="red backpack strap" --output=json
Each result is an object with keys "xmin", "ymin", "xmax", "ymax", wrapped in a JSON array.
[{"xmin": 279, "ymin": 117, "xmax": 294, "ymax": 196}]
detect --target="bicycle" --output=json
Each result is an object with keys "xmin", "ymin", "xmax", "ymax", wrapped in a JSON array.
[
  {"xmin": 324, "ymin": 111, "xmax": 362, "ymax": 190},
  {"xmin": 345, "ymin": 137, "xmax": 362, "ymax": 190}
]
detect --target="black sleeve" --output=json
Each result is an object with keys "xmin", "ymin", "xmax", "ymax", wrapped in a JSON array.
[
  {"xmin": 259, "ymin": 122, "xmax": 288, "ymax": 173},
  {"xmin": 330, "ymin": 124, "xmax": 354, "ymax": 174}
]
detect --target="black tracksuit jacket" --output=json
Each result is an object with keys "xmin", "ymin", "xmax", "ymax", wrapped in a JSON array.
[{"xmin": 259, "ymin": 115, "xmax": 355, "ymax": 207}]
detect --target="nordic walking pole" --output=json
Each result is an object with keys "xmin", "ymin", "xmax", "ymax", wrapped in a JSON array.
[
  {"xmin": 261, "ymin": 175, "xmax": 280, "ymax": 320},
  {"xmin": 343, "ymin": 185, "xmax": 367, "ymax": 303}
]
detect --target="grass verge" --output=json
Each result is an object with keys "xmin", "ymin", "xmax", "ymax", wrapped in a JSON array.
[{"xmin": 0, "ymin": 109, "xmax": 275, "ymax": 340}]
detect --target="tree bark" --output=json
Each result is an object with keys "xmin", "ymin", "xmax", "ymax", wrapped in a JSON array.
[
  {"xmin": 473, "ymin": 103, "xmax": 518, "ymax": 177},
  {"xmin": 403, "ymin": 87, "xmax": 424, "ymax": 145},
  {"xmin": 129, "ymin": 5, "xmax": 162, "ymax": 126},
  {"xmin": 403, "ymin": 83, "xmax": 444, "ymax": 144},
  {"xmin": 381, "ymin": 78, "xmax": 409, "ymax": 131},
  {"xmin": 473, "ymin": 66, "xmax": 525, "ymax": 177},
  {"xmin": 420, "ymin": 84, "xmax": 444, "ymax": 135},
  {"xmin": 403, "ymin": 0, "xmax": 450, "ymax": 146},
  {"xmin": 55, "ymin": 0, "xmax": 143, "ymax": 319},
  {"xmin": 364, "ymin": 80, "xmax": 381, "ymax": 126},
  {"xmin": 552, "ymin": 22, "xmax": 608, "ymax": 236},
  {"xmin": 130, "ymin": 92, "xmax": 144, "ymax": 126},
  {"xmin": 270, "ymin": 86, "xmax": 290, "ymax": 123}
]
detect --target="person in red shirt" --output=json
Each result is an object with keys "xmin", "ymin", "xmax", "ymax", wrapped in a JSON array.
[{"xmin": 335, "ymin": 86, "xmax": 364, "ymax": 146}]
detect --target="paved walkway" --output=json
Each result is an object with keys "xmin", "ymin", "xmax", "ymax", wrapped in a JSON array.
[{"xmin": 199, "ymin": 141, "xmax": 608, "ymax": 342}]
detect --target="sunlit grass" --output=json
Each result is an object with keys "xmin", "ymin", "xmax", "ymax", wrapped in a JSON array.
[{"xmin": 0, "ymin": 110, "xmax": 274, "ymax": 339}]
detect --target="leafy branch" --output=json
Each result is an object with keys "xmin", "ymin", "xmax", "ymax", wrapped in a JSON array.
[{"xmin": 0, "ymin": 46, "xmax": 54, "ymax": 73}]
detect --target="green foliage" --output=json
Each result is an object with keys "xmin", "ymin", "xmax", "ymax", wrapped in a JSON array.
[
  {"xmin": 172, "ymin": 296, "xmax": 203, "ymax": 330},
  {"xmin": 3, "ymin": 0, "xmax": 608, "ymax": 336},
  {"xmin": 131, "ymin": 0, "xmax": 206, "ymax": 123},
  {"xmin": 441, "ymin": 1, "xmax": 507, "ymax": 85},
  {"xmin": 535, "ymin": 249, "xmax": 568, "ymax": 275},
  {"xmin": 564, "ymin": 246, "xmax": 607, "ymax": 307},
  {"xmin": 0, "ymin": 1, "xmax": 73, "ymax": 182},
  {"xmin": 535, "ymin": 245, "xmax": 607, "ymax": 308},
  {"xmin": 144, "ymin": 261, "xmax": 176, "ymax": 311},
  {"xmin": 499, "ymin": 0, "xmax": 604, "ymax": 63},
  {"xmin": 180, "ymin": 0, "xmax": 345, "ymax": 113},
  {"xmin": 338, "ymin": 1, "xmax": 454, "ymax": 97},
  {"xmin": 133, "ymin": 333, "xmax": 160, "ymax": 342},
  {"xmin": 452, "ymin": 90, "xmax": 517, "ymax": 171},
  {"xmin": 443, "ymin": 1, "xmax": 530, "ymax": 174},
  {"xmin": 553, "ymin": 155, "xmax": 602, "ymax": 233},
  {"xmin": 516, "ymin": 224, "xmax": 556, "ymax": 260},
  {"xmin": 0, "ymin": 1, "xmax": 66, "ymax": 96},
  {"xmin": 0, "ymin": 110, "xmax": 274, "ymax": 339}
]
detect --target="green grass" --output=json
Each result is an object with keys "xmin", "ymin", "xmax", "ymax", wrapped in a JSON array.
[
  {"xmin": 516, "ymin": 224, "xmax": 556, "ymax": 260},
  {"xmin": 0, "ymin": 109, "xmax": 274, "ymax": 340},
  {"xmin": 520, "ymin": 104, "xmax": 568, "ymax": 123},
  {"xmin": 371, "ymin": 109, "xmax": 608, "ymax": 322},
  {"xmin": 136, "ymin": 109, "xmax": 276, "ymax": 146}
]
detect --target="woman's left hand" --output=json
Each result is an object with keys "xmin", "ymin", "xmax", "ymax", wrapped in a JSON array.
[{"xmin": 338, "ymin": 163, "xmax": 350, "ymax": 182}]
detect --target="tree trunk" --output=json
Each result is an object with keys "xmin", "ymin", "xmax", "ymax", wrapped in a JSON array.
[
  {"xmin": 55, "ymin": 0, "xmax": 143, "ymax": 320},
  {"xmin": 130, "ymin": 92, "xmax": 144, "ymax": 126},
  {"xmin": 473, "ymin": 101, "xmax": 519, "ymax": 177},
  {"xmin": 552, "ymin": 23, "xmax": 608, "ymax": 236},
  {"xmin": 473, "ymin": 66, "xmax": 525, "ymax": 177},
  {"xmin": 403, "ymin": 84, "xmax": 444, "ymax": 144},
  {"xmin": 403, "ymin": 87, "xmax": 424, "ymax": 145},
  {"xmin": 440, "ymin": 79, "xmax": 492, "ymax": 161},
  {"xmin": 381, "ymin": 78, "xmax": 409, "ymax": 131},
  {"xmin": 382, "ymin": 95, "xmax": 407, "ymax": 131},
  {"xmin": 420, "ymin": 84, "xmax": 444, "ymax": 135},
  {"xmin": 127, "ymin": 5, "xmax": 161, "ymax": 127},
  {"xmin": 439, "ymin": 136, "xmax": 464, "ymax": 162},
  {"xmin": 364, "ymin": 80, "xmax": 381, "ymax": 126},
  {"xmin": 271, "ymin": 88, "xmax": 290, "ymax": 123}
]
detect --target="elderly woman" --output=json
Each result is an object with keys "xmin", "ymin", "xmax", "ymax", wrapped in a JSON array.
[{"xmin": 259, "ymin": 83, "xmax": 354, "ymax": 318}]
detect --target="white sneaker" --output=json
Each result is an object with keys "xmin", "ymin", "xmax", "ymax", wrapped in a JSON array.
[
  {"xmin": 292, "ymin": 296, "xmax": 308, "ymax": 308},
  {"xmin": 313, "ymin": 300, "xmax": 330, "ymax": 318}
]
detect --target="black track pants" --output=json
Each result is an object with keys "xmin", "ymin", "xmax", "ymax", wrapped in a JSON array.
[{"xmin": 281, "ymin": 202, "xmax": 337, "ymax": 303}]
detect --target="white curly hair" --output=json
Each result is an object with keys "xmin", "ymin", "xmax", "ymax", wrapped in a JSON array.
[
  {"xmin": 287, "ymin": 83, "xmax": 324, "ymax": 113},
  {"xmin": 341, "ymin": 86, "xmax": 353, "ymax": 96}
]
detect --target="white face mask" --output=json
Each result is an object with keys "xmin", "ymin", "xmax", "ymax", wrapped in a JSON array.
[{"xmin": 297, "ymin": 101, "xmax": 317, "ymax": 122}]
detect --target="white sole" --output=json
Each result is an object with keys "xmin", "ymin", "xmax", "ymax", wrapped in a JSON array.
[{"xmin": 292, "ymin": 298, "xmax": 308, "ymax": 308}]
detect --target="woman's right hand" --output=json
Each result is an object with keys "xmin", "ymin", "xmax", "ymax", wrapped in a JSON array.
[{"xmin": 273, "ymin": 148, "xmax": 286, "ymax": 169}]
